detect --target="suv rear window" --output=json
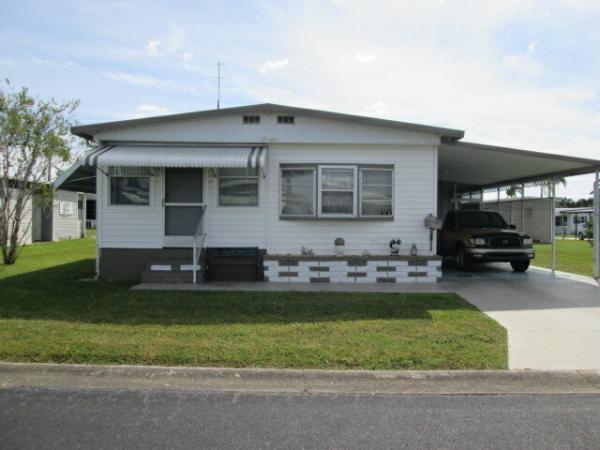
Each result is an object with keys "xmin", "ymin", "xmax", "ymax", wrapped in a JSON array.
[{"xmin": 457, "ymin": 211, "xmax": 508, "ymax": 228}]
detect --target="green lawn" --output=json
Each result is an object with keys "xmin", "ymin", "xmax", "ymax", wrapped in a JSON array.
[
  {"xmin": 0, "ymin": 237, "xmax": 507, "ymax": 370},
  {"xmin": 534, "ymin": 239, "xmax": 594, "ymax": 277}
]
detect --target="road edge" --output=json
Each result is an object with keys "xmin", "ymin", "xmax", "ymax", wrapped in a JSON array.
[{"xmin": 1, "ymin": 362, "xmax": 600, "ymax": 394}]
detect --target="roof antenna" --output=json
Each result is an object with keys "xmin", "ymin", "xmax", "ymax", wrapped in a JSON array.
[{"xmin": 216, "ymin": 62, "xmax": 223, "ymax": 109}]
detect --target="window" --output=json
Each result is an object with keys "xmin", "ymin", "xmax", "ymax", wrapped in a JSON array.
[
  {"xmin": 58, "ymin": 201, "xmax": 74, "ymax": 216},
  {"xmin": 110, "ymin": 177, "xmax": 150, "ymax": 206},
  {"xmin": 280, "ymin": 164, "xmax": 394, "ymax": 219},
  {"xmin": 319, "ymin": 166, "xmax": 357, "ymax": 217},
  {"xmin": 243, "ymin": 115, "xmax": 260, "ymax": 124},
  {"xmin": 277, "ymin": 115, "xmax": 295, "ymax": 124},
  {"xmin": 218, "ymin": 168, "xmax": 259, "ymax": 207},
  {"xmin": 281, "ymin": 168, "xmax": 316, "ymax": 216},
  {"xmin": 359, "ymin": 168, "xmax": 393, "ymax": 217}
]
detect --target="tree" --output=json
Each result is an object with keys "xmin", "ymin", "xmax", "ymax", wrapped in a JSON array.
[
  {"xmin": 0, "ymin": 81, "xmax": 79, "ymax": 264},
  {"xmin": 506, "ymin": 177, "xmax": 567, "ymax": 198}
]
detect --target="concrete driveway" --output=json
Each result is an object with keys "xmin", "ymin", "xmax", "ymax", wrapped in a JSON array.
[{"xmin": 441, "ymin": 263, "xmax": 600, "ymax": 370}]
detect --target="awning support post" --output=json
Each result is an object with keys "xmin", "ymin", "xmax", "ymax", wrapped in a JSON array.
[
  {"xmin": 594, "ymin": 169, "xmax": 599, "ymax": 279},
  {"xmin": 551, "ymin": 178, "xmax": 556, "ymax": 274}
]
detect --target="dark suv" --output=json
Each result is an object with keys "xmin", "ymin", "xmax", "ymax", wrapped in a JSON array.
[{"xmin": 439, "ymin": 210, "xmax": 535, "ymax": 272}]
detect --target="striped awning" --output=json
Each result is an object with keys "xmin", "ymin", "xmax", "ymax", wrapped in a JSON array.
[{"xmin": 81, "ymin": 145, "xmax": 268, "ymax": 169}]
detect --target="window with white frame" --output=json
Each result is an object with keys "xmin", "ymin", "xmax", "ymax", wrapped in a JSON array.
[
  {"xmin": 319, "ymin": 166, "xmax": 357, "ymax": 217},
  {"xmin": 218, "ymin": 168, "xmax": 259, "ymax": 207},
  {"xmin": 359, "ymin": 168, "xmax": 393, "ymax": 217},
  {"xmin": 109, "ymin": 167, "xmax": 151, "ymax": 206},
  {"xmin": 280, "ymin": 168, "xmax": 316, "ymax": 216},
  {"xmin": 280, "ymin": 164, "xmax": 393, "ymax": 219}
]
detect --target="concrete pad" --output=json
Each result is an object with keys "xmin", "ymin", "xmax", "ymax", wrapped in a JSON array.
[{"xmin": 441, "ymin": 262, "xmax": 600, "ymax": 370}]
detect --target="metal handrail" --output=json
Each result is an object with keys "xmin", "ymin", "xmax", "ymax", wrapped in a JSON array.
[{"xmin": 192, "ymin": 205, "xmax": 207, "ymax": 284}]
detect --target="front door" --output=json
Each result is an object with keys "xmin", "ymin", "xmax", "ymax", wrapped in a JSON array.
[{"xmin": 163, "ymin": 168, "xmax": 204, "ymax": 247}]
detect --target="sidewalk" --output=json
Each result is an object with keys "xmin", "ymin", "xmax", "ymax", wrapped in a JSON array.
[{"xmin": 1, "ymin": 362, "xmax": 600, "ymax": 395}]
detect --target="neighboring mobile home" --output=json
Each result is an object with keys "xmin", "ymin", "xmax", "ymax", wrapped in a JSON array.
[
  {"xmin": 481, "ymin": 197, "xmax": 553, "ymax": 243},
  {"xmin": 5, "ymin": 182, "xmax": 88, "ymax": 244},
  {"xmin": 555, "ymin": 207, "xmax": 594, "ymax": 238},
  {"xmin": 54, "ymin": 104, "xmax": 600, "ymax": 283}
]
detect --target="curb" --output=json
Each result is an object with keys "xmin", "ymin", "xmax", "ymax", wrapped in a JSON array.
[{"xmin": 1, "ymin": 362, "xmax": 600, "ymax": 394}]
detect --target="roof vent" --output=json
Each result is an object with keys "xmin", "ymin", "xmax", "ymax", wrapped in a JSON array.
[
  {"xmin": 277, "ymin": 115, "xmax": 295, "ymax": 125},
  {"xmin": 243, "ymin": 115, "xmax": 260, "ymax": 124}
]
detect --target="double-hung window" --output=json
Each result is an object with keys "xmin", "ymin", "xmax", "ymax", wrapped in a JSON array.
[
  {"xmin": 280, "ymin": 164, "xmax": 393, "ymax": 219},
  {"xmin": 218, "ymin": 168, "xmax": 259, "ymax": 207},
  {"xmin": 318, "ymin": 166, "xmax": 357, "ymax": 217}
]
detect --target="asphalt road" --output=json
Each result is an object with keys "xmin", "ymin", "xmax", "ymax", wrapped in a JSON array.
[{"xmin": 1, "ymin": 387, "xmax": 599, "ymax": 449}]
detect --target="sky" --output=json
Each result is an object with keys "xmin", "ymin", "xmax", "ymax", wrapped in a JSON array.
[{"xmin": 1, "ymin": 0, "xmax": 599, "ymax": 199}]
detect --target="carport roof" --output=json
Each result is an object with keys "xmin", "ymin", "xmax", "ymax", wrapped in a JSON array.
[{"xmin": 439, "ymin": 141, "xmax": 600, "ymax": 191}]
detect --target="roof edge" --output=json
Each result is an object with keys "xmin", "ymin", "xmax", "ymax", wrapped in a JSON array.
[
  {"xmin": 442, "ymin": 140, "xmax": 600, "ymax": 167},
  {"xmin": 71, "ymin": 103, "xmax": 465, "ymax": 140}
]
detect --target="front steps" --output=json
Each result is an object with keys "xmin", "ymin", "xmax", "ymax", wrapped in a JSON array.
[{"xmin": 141, "ymin": 260, "xmax": 202, "ymax": 283}]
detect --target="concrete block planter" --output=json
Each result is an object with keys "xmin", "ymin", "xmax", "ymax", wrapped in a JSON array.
[{"xmin": 263, "ymin": 255, "xmax": 442, "ymax": 283}]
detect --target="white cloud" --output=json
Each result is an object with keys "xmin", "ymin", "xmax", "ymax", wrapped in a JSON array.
[
  {"xmin": 259, "ymin": 58, "xmax": 289, "ymax": 74},
  {"xmin": 339, "ymin": 52, "xmax": 377, "ymax": 64},
  {"xmin": 361, "ymin": 102, "xmax": 396, "ymax": 116},
  {"xmin": 103, "ymin": 71, "xmax": 206, "ymax": 95},
  {"xmin": 104, "ymin": 71, "xmax": 161, "ymax": 87},
  {"xmin": 354, "ymin": 53, "xmax": 376, "ymax": 64},
  {"xmin": 131, "ymin": 104, "xmax": 170, "ymax": 118},
  {"xmin": 527, "ymin": 40, "xmax": 538, "ymax": 54},
  {"xmin": 502, "ymin": 54, "xmax": 541, "ymax": 77},
  {"xmin": 145, "ymin": 39, "xmax": 161, "ymax": 55}
]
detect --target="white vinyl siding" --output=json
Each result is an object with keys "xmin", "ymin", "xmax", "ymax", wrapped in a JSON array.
[
  {"xmin": 98, "ymin": 145, "xmax": 437, "ymax": 254},
  {"xmin": 481, "ymin": 197, "xmax": 552, "ymax": 243},
  {"xmin": 266, "ymin": 144, "xmax": 437, "ymax": 256},
  {"xmin": 95, "ymin": 113, "xmax": 440, "ymax": 146},
  {"xmin": 53, "ymin": 190, "xmax": 80, "ymax": 240},
  {"xmin": 98, "ymin": 167, "xmax": 163, "ymax": 248}
]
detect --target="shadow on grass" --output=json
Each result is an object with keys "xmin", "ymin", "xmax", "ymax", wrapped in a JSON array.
[{"xmin": 0, "ymin": 261, "xmax": 476, "ymax": 326}]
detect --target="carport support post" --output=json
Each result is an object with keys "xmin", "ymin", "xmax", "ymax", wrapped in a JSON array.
[
  {"xmin": 520, "ymin": 182, "xmax": 525, "ymax": 231},
  {"xmin": 551, "ymin": 178, "xmax": 556, "ymax": 274},
  {"xmin": 496, "ymin": 187, "xmax": 500, "ymax": 212},
  {"xmin": 594, "ymin": 169, "xmax": 600, "ymax": 279}
]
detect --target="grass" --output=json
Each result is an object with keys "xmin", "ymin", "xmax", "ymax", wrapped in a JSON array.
[
  {"xmin": 0, "ymin": 237, "xmax": 508, "ymax": 370},
  {"xmin": 533, "ymin": 239, "xmax": 594, "ymax": 277}
]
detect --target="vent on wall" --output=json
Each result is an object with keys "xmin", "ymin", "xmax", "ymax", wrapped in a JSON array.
[
  {"xmin": 277, "ymin": 115, "xmax": 295, "ymax": 124},
  {"xmin": 243, "ymin": 115, "xmax": 260, "ymax": 124}
]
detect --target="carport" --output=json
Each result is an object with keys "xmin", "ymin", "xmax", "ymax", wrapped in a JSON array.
[{"xmin": 437, "ymin": 140, "xmax": 600, "ymax": 278}]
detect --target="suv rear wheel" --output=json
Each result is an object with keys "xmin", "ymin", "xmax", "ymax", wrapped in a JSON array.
[
  {"xmin": 510, "ymin": 260, "xmax": 530, "ymax": 272},
  {"xmin": 455, "ymin": 246, "xmax": 471, "ymax": 271}
]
